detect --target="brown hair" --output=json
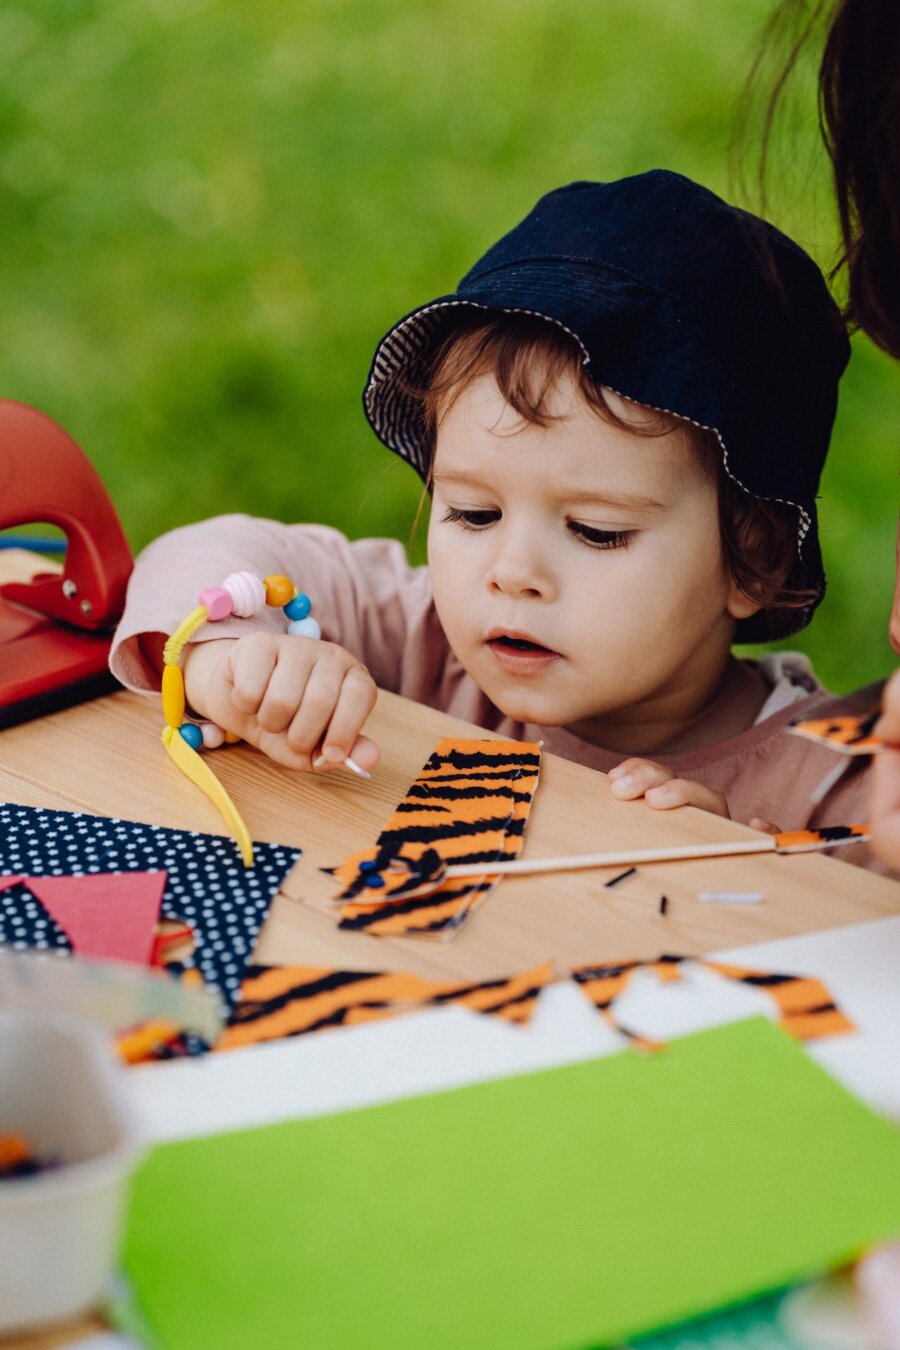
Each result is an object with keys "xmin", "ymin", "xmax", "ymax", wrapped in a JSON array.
[
  {"xmin": 743, "ymin": 0, "xmax": 900, "ymax": 358},
  {"xmin": 418, "ymin": 313, "xmax": 818, "ymax": 621}
]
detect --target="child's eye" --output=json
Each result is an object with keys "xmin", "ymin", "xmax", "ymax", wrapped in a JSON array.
[
  {"xmin": 568, "ymin": 522, "xmax": 636, "ymax": 550},
  {"xmin": 442, "ymin": 506, "xmax": 500, "ymax": 530}
]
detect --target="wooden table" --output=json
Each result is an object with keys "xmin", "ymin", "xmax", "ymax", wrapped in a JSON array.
[{"xmin": 2, "ymin": 548, "xmax": 899, "ymax": 1345}]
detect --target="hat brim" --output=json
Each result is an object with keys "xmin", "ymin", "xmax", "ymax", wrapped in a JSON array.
[{"xmin": 362, "ymin": 293, "xmax": 824, "ymax": 644}]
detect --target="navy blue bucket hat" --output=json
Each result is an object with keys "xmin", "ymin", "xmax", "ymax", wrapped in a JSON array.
[{"xmin": 362, "ymin": 171, "xmax": 851, "ymax": 643}]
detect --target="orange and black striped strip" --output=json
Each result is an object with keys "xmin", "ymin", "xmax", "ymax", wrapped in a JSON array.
[{"xmin": 217, "ymin": 961, "xmax": 555, "ymax": 1049}]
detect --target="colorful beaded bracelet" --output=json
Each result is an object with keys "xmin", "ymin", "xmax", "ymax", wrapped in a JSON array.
[{"xmin": 161, "ymin": 571, "xmax": 320, "ymax": 867}]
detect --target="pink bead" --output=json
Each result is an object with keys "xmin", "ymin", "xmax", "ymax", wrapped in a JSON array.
[
  {"xmin": 222, "ymin": 571, "xmax": 267, "ymax": 617},
  {"xmin": 199, "ymin": 587, "xmax": 234, "ymax": 621},
  {"xmin": 200, "ymin": 722, "xmax": 226, "ymax": 749}
]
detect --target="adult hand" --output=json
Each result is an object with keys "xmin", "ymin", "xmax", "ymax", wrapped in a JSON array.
[{"xmin": 871, "ymin": 668, "xmax": 900, "ymax": 871}]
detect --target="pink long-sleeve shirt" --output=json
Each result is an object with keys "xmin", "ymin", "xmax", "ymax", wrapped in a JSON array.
[{"xmin": 110, "ymin": 515, "xmax": 889, "ymax": 872}]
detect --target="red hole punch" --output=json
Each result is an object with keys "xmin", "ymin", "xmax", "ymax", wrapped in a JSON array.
[{"xmin": 0, "ymin": 401, "xmax": 133, "ymax": 727}]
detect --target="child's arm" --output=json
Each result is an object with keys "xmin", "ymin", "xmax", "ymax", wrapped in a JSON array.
[
  {"xmin": 872, "ymin": 670, "xmax": 900, "ymax": 870},
  {"xmin": 607, "ymin": 758, "xmax": 730, "ymax": 818},
  {"xmin": 180, "ymin": 632, "xmax": 378, "ymax": 773}
]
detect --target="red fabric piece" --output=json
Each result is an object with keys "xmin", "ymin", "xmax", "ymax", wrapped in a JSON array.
[{"xmin": 0, "ymin": 871, "xmax": 166, "ymax": 966}]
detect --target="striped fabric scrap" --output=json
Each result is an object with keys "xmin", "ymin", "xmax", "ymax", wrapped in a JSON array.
[
  {"xmin": 217, "ymin": 960, "xmax": 555, "ymax": 1049},
  {"xmin": 571, "ymin": 954, "xmax": 854, "ymax": 1047},
  {"xmin": 330, "ymin": 738, "xmax": 542, "ymax": 938}
]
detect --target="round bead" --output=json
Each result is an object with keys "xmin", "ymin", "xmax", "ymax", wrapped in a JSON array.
[
  {"xmin": 178, "ymin": 722, "xmax": 203, "ymax": 751},
  {"xmin": 358, "ymin": 859, "xmax": 379, "ymax": 873},
  {"xmin": 287, "ymin": 616, "xmax": 321, "ymax": 640},
  {"xmin": 200, "ymin": 722, "xmax": 226, "ymax": 750},
  {"xmin": 264, "ymin": 574, "xmax": 295, "ymax": 607},
  {"xmin": 283, "ymin": 592, "xmax": 311, "ymax": 621},
  {"xmin": 161, "ymin": 664, "xmax": 186, "ymax": 729},
  {"xmin": 222, "ymin": 730, "xmax": 242, "ymax": 744},
  {"xmin": 363, "ymin": 873, "xmax": 385, "ymax": 889},
  {"xmin": 222, "ymin": 571, "xmax": 267, "ymax": 618},
  {"xmin": 198, "ymin": 587, "xmax": 234, "ymax": 621}
]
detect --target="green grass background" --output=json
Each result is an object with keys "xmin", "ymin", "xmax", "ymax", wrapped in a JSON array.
[{"xmin": 1, "ymin": 0, "xmax": 897, "ymax": 691}]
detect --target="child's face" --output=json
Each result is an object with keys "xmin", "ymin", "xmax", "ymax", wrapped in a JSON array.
[{"xmin": 427, "ymin": 372, "xmax": 758, "ymax": 747}]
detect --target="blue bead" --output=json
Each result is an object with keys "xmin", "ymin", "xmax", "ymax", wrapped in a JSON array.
[
  {"xmin": 283, "ymin": 592, "xmax": 311, "ymax": 621},
  {"xmin": 358, "ymin": 859, "xmax": 379, "ymax": 872},
  {"xmin": 178, "ymin": 723, "xmax": 203, "ymax": 751},
  {"xmin": 363, "ymin": 873, "xmax": 385, "ymax": 889}
]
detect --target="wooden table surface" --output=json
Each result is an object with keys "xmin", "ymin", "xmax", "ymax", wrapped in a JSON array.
[{"xmin": 2, "ymin": 547, "xmax": 899, "ymax": 1345}]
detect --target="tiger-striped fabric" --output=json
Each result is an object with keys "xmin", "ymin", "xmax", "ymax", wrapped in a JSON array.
[
  {"xmin": 571, "ymin": 954, "xmax": 853, "ymax": 1046},
  {"xmin": 703, "ymin": 961, "xmax": 855, "ymax": 1040},
  {"xmin": 773, "ymin": 824, "xmax": 870, "ymax": 852},
  {"xmin": 570, "ymin": 956, "xmax": 684, "ymax": 1051},
  {"xmin": 330, "ymin": 738, "xmax": 541, "ymax": 938},
  {"xmin": 217, "ymin": 960, "xmax": 555, "ymax": 1049},
  {"xmin": 787, "ymin": 711, "xmax": 882, "ymax": 756}
]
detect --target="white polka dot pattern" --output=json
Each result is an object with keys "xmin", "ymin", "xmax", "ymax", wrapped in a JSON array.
[{"xmin": 0, "ymin": 803, "xmax": 300, "ymax": 1015}]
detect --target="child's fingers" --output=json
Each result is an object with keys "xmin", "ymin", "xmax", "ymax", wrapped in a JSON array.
[
  {"xmin": 283, "ymin": 650, "xmax": 358, "ymax": 759},
  {"xmin": 644, "ymin": 778, "xmax": 730, "ymax": 817},
  {"xmin": 608, "ymin": 757, "xmax": 672, "ymax": 799},
  {"xmin": 316, "ymin": 666, "xmax": 377, "ymax": 764},
  {"xmin": 347, "ymin": 733, "xmax": 380, "ymax": 774},
  {"xmin": 228, "ymin": 635, "xmax": 282, "ymax": 716},
  {"xmin": 254, "ymin": 646, "xmax": 316, "ymax": 734}
]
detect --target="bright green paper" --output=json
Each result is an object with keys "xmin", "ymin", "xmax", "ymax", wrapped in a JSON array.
[{"xmin": 123, "ymin": 1018, "xmax": 900, "ymax": 1349}]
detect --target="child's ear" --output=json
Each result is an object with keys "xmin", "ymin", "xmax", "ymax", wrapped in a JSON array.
[{"xmin": 725, "ymin": 580, "xmax": 762, "ymax": 622}]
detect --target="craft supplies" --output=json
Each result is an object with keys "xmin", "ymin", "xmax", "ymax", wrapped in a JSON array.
[
  {"xmin": 788, "ymin": 711, "xmax": 883, "ymax": 755},
  {"xmin": 0, "ymin": 1010, "xmax": 141, "ymax": 1334},
  {"xmin": 0, "ymin": 802, "xmax": 299, "ymax": 1023},
  {"xmin": 0, "ymin": 1132, "xmax": 52, "ymax": 1180},
  {"xmin": 332, "ymin": 738, "xmax": 542, "ymax": 937},
  {"xmin": 219, "ymin": 961, "xmax": 555, "ymax": 1048},
  {"xmin": 123, "ymin": 1019, "xmax": 900, "ymax": 1350},
  {"xmin": 161, "ymin": 571, "xmax": 324, "ymax": 866},
  {"xmin": 604, "ymin": 867, "xmax": 637, "ymax": 888},
  {"xmin": 698, "ymin": 892, "xmax": 764, "ymax": 904},
  {"xmin": 335, "ymin": 824, "xmax": 871, "ymax": 905}
]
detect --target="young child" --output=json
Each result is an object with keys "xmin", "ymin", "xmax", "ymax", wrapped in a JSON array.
[{"xmin": 110, "ymin": 170, "xmax": 889, "ymax": 870}]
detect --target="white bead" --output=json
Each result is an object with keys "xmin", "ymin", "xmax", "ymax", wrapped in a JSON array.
[
  {"xmin": 287, "ymin": 616, "xmax": 321, "ymax": 639},
  {"xmin": 222, "ymin": 571, "xmax": 267, "ymax": 617},
  {"xmin": 200, "ymin": 722, "xmax": 226, "ymax": 749}
]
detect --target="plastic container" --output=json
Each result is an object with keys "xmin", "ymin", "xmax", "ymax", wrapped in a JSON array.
[{"xmin": 0, "ymin": 1009, "xmax": 141, "ymax": 1334}]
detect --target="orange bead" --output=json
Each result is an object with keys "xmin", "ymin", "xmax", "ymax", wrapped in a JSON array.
[
  {"xmin": 263, "ymin": 574, "xmax": 295, "ymax": 607},
  {"xmin": 223, "ymin": 730, "xmax": 241, "ymax": 744}
]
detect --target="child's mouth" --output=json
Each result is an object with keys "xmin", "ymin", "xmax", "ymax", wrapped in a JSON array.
[{"xmin": 486, "ymin": 633, "xmax": 560, "ymax": 671}]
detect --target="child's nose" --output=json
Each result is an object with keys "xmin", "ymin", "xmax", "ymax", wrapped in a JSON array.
[{"xmin": 486, "ymin": 528, "xmax": 554, "ymax": 599}]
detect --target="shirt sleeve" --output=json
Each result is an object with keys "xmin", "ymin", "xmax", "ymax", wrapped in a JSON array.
[{"xmin": 109, "ymin": 514, "xmax": 438, "ymax": 697}]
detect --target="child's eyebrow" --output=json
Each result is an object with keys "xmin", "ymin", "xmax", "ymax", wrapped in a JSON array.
[
  {"xmin": 562, "ymin": 488, "xmax": 666, "ymax": 512},
  {"xmin": 433, "ymin": 469, "xmax": 665, "ymax": 512}
]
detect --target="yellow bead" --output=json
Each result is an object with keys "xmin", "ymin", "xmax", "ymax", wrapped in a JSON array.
[
  {"xmin": 263, "ymin": 574, "xmax": 295, "ymax": 607},
  {"xmin": 161, "ymin": 665, "xmax": 185, "ymax": 729}
]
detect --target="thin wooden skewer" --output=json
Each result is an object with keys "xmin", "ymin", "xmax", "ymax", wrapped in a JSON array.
[{"xmin": 440, "ymin": 830, "xmax": 869, "ymax": 882}]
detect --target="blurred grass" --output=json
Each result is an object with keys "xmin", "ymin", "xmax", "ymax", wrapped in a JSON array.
[{"xmin": 0, "ymin": 0, "xmax": 896, "ymax": 691}]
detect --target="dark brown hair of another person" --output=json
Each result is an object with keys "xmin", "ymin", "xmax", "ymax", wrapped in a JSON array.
[
  {"xmin": 417, "ymin": 314, "xmax": 818, "ymax": 623},
  {"xmin": 749, "ymin": 0, "xmax": 900, "ymax": 358}
]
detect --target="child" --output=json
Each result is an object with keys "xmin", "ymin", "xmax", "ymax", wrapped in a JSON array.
[{"xmin": 111, "ymin": 171, "xmax": 888, "ymax": 869}]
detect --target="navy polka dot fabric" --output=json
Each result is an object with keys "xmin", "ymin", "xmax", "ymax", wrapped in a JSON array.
[{"xmin": 0, "ymin": 803, "xmax": 300, "ymax": 1014}]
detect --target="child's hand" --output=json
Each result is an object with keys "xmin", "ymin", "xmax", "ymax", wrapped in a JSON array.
[
  {"xmin": 181, "ymin": 633, "xmax": 379, "ymax": 774},
  {"xmin": 872, "ymin": 670, "xmax": 900, "ymax": 871},
  {"xmin": 607, "ymin": 757, "xmax": 730, "ymax": 818}
]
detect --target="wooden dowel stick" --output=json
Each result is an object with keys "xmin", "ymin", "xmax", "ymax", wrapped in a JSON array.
[{"xmin": 443, "ymin": 836, "xmax": 778, "ymax": 881}]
